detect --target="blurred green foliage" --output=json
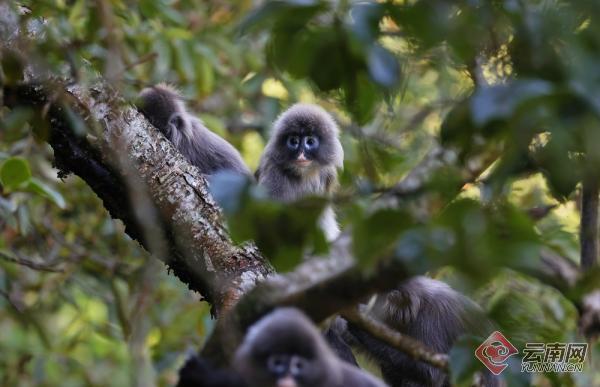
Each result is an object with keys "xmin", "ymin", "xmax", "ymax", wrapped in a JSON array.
[{"xmin": 2, "ymin": 0, "xmax": 600, "ymax": 386}]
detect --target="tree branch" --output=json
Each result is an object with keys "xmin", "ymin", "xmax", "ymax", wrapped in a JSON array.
[
  {"xmin": 0, "ymin": 250, "xmax": 64, "ymax": 273},
  {"xmin": 341, "ymin": 307, "xmax": 449, "ymax": 371},
  {"xmin": 3, "ymin": 78, "xmax": 591, "ymax": 367},
  {"xmin": 3, "ymin": 80, "xmax": 273, "ymax": 315},
  {"xmin": 201, "ymin": 236, "xmax": 413, "ymax": 365}
]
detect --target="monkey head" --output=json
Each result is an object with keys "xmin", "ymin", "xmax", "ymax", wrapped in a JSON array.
[
  {"xmin": 234, "ymin": 308, "xmax": 341, "ymax": 387},
  {"xmin": 268, "ymin": 104, "xmax": 343, "ymax": 177},
  {"xmin": 138, "ymin": 83, "xmax": 186, "ymax": 135}
]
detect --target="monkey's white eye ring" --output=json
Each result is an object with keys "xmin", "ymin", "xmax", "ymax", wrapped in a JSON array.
[
  {"xmin": 303, "ymin": 135, "xmax": 319, "ymax": 150},
  {"xmin": 289, "ymin": 356, "xmax": 307, "ymax": 376},
  {"xmin": 287, "ymin": 135, "xmax": 301, "ymax": 150},
  {"xmin": 267, "ymin": 354, "xmax": 289, "ymax": 376}
]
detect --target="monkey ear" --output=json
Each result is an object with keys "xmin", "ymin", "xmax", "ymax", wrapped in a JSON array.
[{"xmin": 168, "ymin": 113, "xmax": 186, "ymax": 132}]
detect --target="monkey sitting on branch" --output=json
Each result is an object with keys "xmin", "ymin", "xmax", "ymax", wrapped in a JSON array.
[
  {"xmin": 256, "ymin": 104, "xmax": 344, "ymax": 241},
  {"xmin": 178, "ymin": 307, "xmax": 388, "ymax": 387},
  {"xmin": 139, "ymin": 87, "xmax": 343, "ymax": 241},
  {"xmin": 138, "ymin": 84, "xmax": 250, "ymax": 176},
  {"xmin": 138, "ymin": 86, "xmax": 494, "ymax": 385},
  {"xmin": 331, "ymin": 276, "xmax": 499, "ymax": 387}
]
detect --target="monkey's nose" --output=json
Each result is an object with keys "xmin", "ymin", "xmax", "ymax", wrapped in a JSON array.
[
  {"xmin": 295, "ymin": 153, "xmax": 311, "ymax": 167},
  {"xmin": 277, "ymin": 376, "xmax": 298, "ymax": 387}
]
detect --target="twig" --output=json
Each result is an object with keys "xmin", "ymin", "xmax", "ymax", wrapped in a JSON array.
[
  {"xmin": 341, "ymin": 307, "xmax": 449, "ymax": 372},
  {"xmin": 0, "ymin": 287, "xmax": 24, "ymax": 312},
  {"xmin": 201, "ymin": 236, "xmax": 412, "ymax": 365},
  {"xmin": 0, "ymin": 250, "xmax": 64, "ymax": 273}
]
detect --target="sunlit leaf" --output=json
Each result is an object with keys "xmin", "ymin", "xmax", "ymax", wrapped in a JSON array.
[
  {"xmin": 0, "ymin": 157, "xmax": 32, "ymax": 190},
  {"xmin": 352, "ymin": 208, "xmax": 413, "ymax": 268},
  {"xmin": 27, "ymin": 178, "xmax": 67, "ymax": 209}
]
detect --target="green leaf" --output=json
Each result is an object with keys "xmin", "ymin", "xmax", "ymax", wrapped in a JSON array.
[
  {"xmin": 208, "ymin": 171, "xmax": 252, "ymax": 215},
  {"xmin": 1, "ymin": 49, "xmax": 24, "ymax": 84},
  {"xmin": 238, "ymin": 0, "xmax": 326, "ymax": 35},
  {"xmin": 367, "ymin": 44, "xmax": 400, "ymax": 89},
  {"xmin": 449, "ymin": 336, "xmax": 493, "ymax": 387},
  {"xmin": 17, "ymin": 205, "xmax": 32, "ymax": 236},
  {"xmin": 533, "ymin": 132, "xmax": 582, "ymax": 200},
  {"xmin": 0, "ymin": 157, "xmax": 32, "ymax": 190},
  {"xmin": 348, "ymin": 2, "xmax": 385, "ymax": 44},
  {"xmin": 63, "ymin": 104, "xmax": 87, "ymax": 136},
  {"xmin": 0, "ymin": 107, "xmax": 33, "ymax": 142},
  {"xmin": 470, "ymin": 80, "xmax": 554, "ymax": 126},
  {"xmin": 352, "ymin": 208, "xmax": 413, "ymax": 268},
  {"xmin": 174, "ymin": 40, "xmax": 195, "ymax": 81},
  {"xmin": 26, "ymin": 178, "xmax": 66, "ymax": 209},
  {"xmin": 210, "ymin": 172, "xmax": 327, "ymax": 271},
  {"xmin": 432, "ymin": 200, "xmax": 541, "ymax": 284},
  {"xmin": 195, "ymin": 57, "xmax": 214, "ymax": 96},
  {"xmin": 345, "ymin": 72, "xmax": 380, "ymax": 125}
]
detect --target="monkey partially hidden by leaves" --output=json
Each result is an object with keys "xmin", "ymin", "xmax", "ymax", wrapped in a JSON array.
[
  {"xmin": 139, "ymin": 86, "xmax": 495, "ymax": 386},
  {"xmin": 177, "ymin": 307, "xmax": 387, "ymax": 387},
  {"xmin": 235, "ymin": 308, "xmax": 388, "ymax": 387},
  {"xmin": 329, "ymin": 277, "xmax": 499, "ymax": 387},
  {"xmin": 139, "ymin": 87, "xmax": 344, "ymax": 241},
  {"xmin": 256, "ymin": 104, "xmax": 344, "ymax": 241},
  {"xmin": 138, "ymin": 84, "xmax": 250, "ymax": 176}
]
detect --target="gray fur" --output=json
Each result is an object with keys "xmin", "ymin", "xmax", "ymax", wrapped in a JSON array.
[
  {"xmin": 257, "ymin": 104, "xmax": 343, "ymax": 241},
  {"xmin": 138, "ymin": 84, "xmax": 250, "ymax": 176},
  {"xmin": 339, "ymin": 277, "xmax": 499, "ymax": 387},
  {"xmin": 234, "ymin": 308, "xmax": 388, "ymax": 387}
]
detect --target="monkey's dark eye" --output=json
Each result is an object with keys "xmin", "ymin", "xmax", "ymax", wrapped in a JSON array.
[
  {"xmin": 303, "ymin": 135, "xmax": 319, "ymax": 151},
  {"xmin": 168, "ymin": 113, "xmax": 186, "ymax": 131},
  {"xmin": 289, "ymin": 356, "xmax": 307, "ymax": 377},
  {"xmin": 286, "ymin": 135, "xmax": 301, "ymax": 150},
  {"xmin": 267, "ymin": 354, "xmax": 289, "ymax": 377}
]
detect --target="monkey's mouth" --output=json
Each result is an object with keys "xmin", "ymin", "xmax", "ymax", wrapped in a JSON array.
[
  {"xmin": 277, "ymin": 375, "xmax": 298, "ymax": 387},
  {"xmin": 295, "ymin": 159, "xmax": 312, "ymax": 167}
]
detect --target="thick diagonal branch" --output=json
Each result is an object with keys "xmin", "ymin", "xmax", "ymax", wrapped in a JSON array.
[{"xmin": 3, "ymin": 81, "xmax": 272, "ymax": 314}]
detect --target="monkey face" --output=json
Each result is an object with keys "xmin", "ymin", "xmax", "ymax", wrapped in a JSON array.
[
  {"xmin": 276, "ymin": 124, "xmax": 338, "ymax": 177},
  {"xmin": 261, "ymin": 103, "xmax": 343, "ymax": 181},
  {"xmin": 251, "ymin": 335, "xmax": 324, "ymax": 387},
  {"xmin": 284, "ymin": 133, "xmax": 321, "ymax": 170},
  {"xmin": 262, "ymin": 353, "xmax": 321, "ymax": 387},
  {"xmin": 138, "ymin": 84, "xmax": 183, "ymax": 133}
]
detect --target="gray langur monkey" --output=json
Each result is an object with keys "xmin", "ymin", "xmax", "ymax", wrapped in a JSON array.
[
  {"xmin": 234, "ymin": 307, "xmax": 388, "ymax": 387},
  {"xmin": 331, "ymin": 277, "xmax": 499, "ymax": 387},
  {"xmin": 256, "ymin": 104, "xmax": 344, "ymax": 241},
  {"xmin": 138, "ymin": 84, "xmax": 250, "ymax": 176}
]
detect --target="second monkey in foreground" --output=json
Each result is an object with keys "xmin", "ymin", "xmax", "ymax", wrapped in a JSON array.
[
  {"xmin": 234, "ymin": 307, "xmax": 388, "ymax": 387},
  {"xmin": 256, "ymin": 104, "xmax": 344, "ymax": 241},
  {"xmin": 177, "ymin": 308, "xmax": 388, "ymax": 387}
]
